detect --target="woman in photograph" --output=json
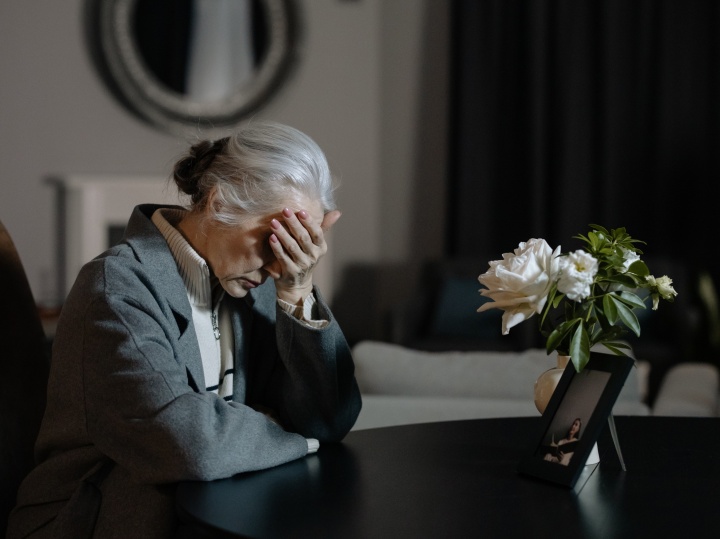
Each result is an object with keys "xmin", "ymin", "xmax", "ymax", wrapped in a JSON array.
[
  {"xmin": 543, "ymin": 417, "xmax": 582, "ymax": 466},
  {"xmin": 8, "ymin": 121, "xmax": 362, "ymax": 539}
]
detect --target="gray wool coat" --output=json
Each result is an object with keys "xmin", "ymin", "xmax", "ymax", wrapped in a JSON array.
[{"xmin": 7, "ymin": 204, "xmax": 362, "ymax": 539}]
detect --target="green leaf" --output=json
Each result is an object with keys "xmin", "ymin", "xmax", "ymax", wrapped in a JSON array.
[
  {"xmin": 589, "ymin": 224, "xmax": 610, "ymax": 236},
  {"xmin": 540, "ymin": 285, "xmax": 560, "ymax": 328},
  {"xmin": 627, "ymin": 260, "xmax": 649, "ymax": 277},
  {"xmin": 569, "ymin": 324, "xmax": 591, "ymax": 372},
  {"xmin": 603, "ymin": 294, "xmax": 619, "ymax": 325},
  {"xmin": 614, "ymin": 299, "xmax": 641, "ymax": 337},
  {"xmin": 603, "ymin": 274, "xmax": 638, "ymax": 287},
  {"xmin": 617, "ymin": 291, "xmax": 646, "ymax": 310},
  {"xmin": 546, "ymin": 319, "xmax": 579, "ymax": 353},
  {"xmin": 600, "ymin": 341, "xmax": 633, "ymax": 357},
  {"xmin": 575, "ymin": 233, "xmax": 591, "ymax": 246},
  {"xmin": 594, "ymin": 326, "xmax": 628, "ymax": 344},
  {"xmin": 587, "ymin": 231, "xmax": 601, "ymax": 250}
]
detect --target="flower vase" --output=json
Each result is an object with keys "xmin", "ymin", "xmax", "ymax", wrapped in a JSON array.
[
  {"xmin": 533, "ymin": 353, "xmax": 600, "ymax": 466},
  {"xmin": 533, "ymin": 354, "xmax": 570, "ymax": 414}
]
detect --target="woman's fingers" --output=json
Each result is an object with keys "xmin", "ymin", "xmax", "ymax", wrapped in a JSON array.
[
  {"xmin": 268, "ymin": 209, "xmax": 323, "ymax": 279},
  {"xmin": 274, "ymin": 208, "xmax": 326, "ymax": 261},
  {"xmin": 269, "ymin": 220, "xmax": 306, "ymax": 276},
  {"xmin": 269, "ymin": 208, "xmax": 339, "ymax": 304},
  {"xmin": 284, "ymin": 208, "xmax": 326, "ymax": 251}
]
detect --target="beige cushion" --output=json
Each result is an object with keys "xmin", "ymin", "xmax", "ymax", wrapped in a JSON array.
[
  {"xmin": 353, "ymin": 341, "xmax": 643, "ymax": 402},
  {"xmin": 653, "ymin": 363, "xmax": 720, "ymax": 417},
  {"xmin": 351, "ymin": 341, "xmax": 648, "ymax": 430},
  {"xmin": 353, "ymin": 341, "xmax": 554, "ymax": 400}
]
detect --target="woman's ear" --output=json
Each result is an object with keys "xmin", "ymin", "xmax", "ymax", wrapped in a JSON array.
[
  {"xmin": 203, "ymin": 186, "xmax": 223, "ymax": 221},
  {"xmin": 321, "ymin": 210, "xmax": 342, "ymax": 231}
]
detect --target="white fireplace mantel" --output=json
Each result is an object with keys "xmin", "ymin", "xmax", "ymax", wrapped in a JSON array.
[{"xmin": 50, "ymin": 175, "xmax": 187, "ymax": 298}]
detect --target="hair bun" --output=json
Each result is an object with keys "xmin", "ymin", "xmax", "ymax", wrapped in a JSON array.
[{"xmin": 173, "ymin": 138, "xmax": 228, "ymax": 201}]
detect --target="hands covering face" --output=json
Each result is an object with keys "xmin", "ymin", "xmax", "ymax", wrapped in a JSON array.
[{"xmin": 267, "ymin": 207, "xmax": 341, "ymax": 305}]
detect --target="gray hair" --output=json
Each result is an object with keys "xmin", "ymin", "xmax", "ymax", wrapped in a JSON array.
[{"xmin": 173, "ymin": 121, "xmax": 336, "ymax": 226}]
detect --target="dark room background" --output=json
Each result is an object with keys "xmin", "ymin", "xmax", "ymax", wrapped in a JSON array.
[
  {"xmin": 447, "ymin": 0, "xmax": 720, "ymax": 372},
  {"xmin": 450, "ymin": 0, "xmax": 719, "ymax": 262}
]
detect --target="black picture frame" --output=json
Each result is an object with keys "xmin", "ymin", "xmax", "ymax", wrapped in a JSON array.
[{"xmin": 517, "ymin": 351, "xmax": 634, "ymax": 488}]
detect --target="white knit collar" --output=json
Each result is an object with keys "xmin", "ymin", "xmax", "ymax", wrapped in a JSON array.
[{"xmin": 152, "ymin": 208, "xmax": 221, "ymax": 308}]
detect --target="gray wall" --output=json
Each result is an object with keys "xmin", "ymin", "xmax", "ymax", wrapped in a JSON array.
[{"xmin": 0, "ymin": 0, "xmax": 448, "ymax": 335}]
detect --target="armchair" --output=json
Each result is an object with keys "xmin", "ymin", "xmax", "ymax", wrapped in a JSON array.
[{"xmin": 0, "ymin": 220, "xmax": 50, "ymax": 534}]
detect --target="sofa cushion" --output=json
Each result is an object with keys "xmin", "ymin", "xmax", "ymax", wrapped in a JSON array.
[
  {"xmin": 652, "ymin": 363, "xmax": 720, "ymax": 417},
  {"xmin": 352, "ymin": 340, "xmax": 645, "ymax": 406},
  {"xmin": 352, "ymin": 395, "xmax": 539, "ymax": 430},
  {"xmin": 354, "ymin": 341, "xmax": 551, "ymax": 400}
]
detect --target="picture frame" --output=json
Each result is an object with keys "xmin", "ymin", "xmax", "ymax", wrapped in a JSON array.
[{"xmin": 517, "ymin": 351, "xmax": 634, "ymax": 488}]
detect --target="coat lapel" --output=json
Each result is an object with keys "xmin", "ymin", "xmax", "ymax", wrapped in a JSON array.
[{"xmin": 123, "ymin": 204, "xmax": 206, "ymax": 391}]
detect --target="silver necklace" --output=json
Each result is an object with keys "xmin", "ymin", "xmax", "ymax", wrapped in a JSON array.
[{"xmin": 211, "ymin": 308, "xmax": 220, "ymax": 340}]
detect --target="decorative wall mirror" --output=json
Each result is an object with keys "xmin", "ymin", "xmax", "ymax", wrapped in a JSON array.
[{"xmin": 85, "ymin": 0, "xmax": 299, "ymax": 135}]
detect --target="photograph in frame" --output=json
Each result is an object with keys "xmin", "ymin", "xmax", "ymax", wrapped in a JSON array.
[{"xmin": 517, "ymin": 351, "xmax": 634, "ymax": 488}]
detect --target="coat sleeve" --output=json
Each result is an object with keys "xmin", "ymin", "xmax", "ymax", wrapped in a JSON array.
[
  {"xmin": 248, "ymin": 286, "xmax": 363, "ymax": 442},
  {"xmin": 80, "ymin": 285, "xmax": 309, "ymax": 485}
]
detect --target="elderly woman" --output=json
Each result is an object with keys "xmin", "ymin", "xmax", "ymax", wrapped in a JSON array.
[{"xmin": 8, "ymin": 122, "xmax": 362, "ymax": 538}]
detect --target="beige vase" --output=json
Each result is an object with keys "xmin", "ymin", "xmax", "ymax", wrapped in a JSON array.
[{"xmin": 533, "ymin": 354, "xmax": 570, "ymax": 414}]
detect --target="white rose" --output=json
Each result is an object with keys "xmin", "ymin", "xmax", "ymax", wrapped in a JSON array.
[
  {"xmin": 646, "ymin": 274, "xmax": 678, "ymax": 310},
  {"xmin": 557, "ymin": 250, "xmax": 599, "ymax": 301},
  {"xmin": 478, "ymin": 238, "xmax": 561, "ymax": 335}
]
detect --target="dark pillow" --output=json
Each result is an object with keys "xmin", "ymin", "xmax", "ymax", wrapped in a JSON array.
[{"xmin": 429, "ymin": 277, "xmax": 501, "ymax": 339}]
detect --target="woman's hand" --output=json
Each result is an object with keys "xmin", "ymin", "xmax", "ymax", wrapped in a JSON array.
[{"xmin": 268, "ymin": 207, "xmax": 341, "ymax": 304}]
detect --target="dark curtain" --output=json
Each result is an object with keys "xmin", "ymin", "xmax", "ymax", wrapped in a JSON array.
[
  {"xmin": 448, "ymin": 0, "xmax": 720, "ymax": 392},
  {"xmin": 449, "ymin": 0, "xmax": 720, "ymax": 266}
]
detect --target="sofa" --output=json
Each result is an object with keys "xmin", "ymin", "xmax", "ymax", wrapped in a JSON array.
[
  {"xmin": 350, "ymin": 341, "xmax": 719, "ymax": 431},
  {"xmin": 652, "ymin": 362, "xmax": 720, "ymax": 416}
]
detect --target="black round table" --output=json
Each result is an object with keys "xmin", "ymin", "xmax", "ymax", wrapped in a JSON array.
[{"xmin": 176, "ymin": 416, "xmax": 720, "ymax": 538}]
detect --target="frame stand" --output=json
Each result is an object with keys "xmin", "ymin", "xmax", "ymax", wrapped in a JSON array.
[{"xmin": 607, "ymin": 415, "xmax": 627, "ymax": 471}]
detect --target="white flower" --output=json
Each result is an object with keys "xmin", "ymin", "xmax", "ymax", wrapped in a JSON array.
[
  {"xmin": 620, "ymin": 247, "xmax": 640, "ymax": 272},
  {"xmin": 478, "ymin": 238, "xmax": 561, "ymax": 335},
  {"xmin": 557, "ymin": 250, "xmax": 599, "ymax": 301},
  {"xmin": 646, "ymin": 275, "xmax": 678, "ymax": 310}
]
